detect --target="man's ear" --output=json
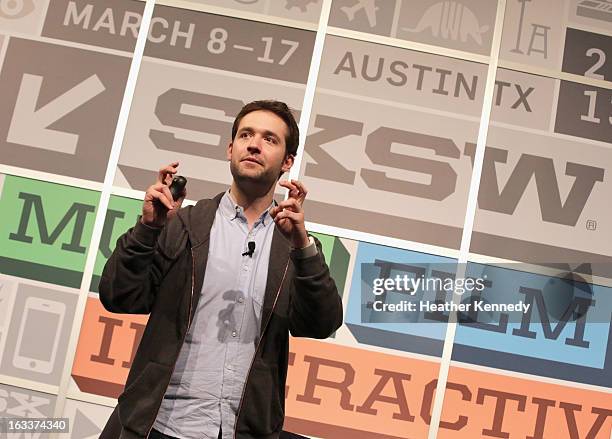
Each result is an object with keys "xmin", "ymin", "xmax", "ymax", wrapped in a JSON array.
[
  {"xmin": 282, "ymin": 154, "xmax": 295, "ymax": 173},
  {"xmin": 227, "ymin": 142, "xmax": 233, "ymax": 161}
]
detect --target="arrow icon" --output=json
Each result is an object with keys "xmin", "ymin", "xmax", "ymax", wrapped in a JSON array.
[
  {"xmin": 74, "ymin": 408, "xmax": 102, "ymax": 439},
  {"xmin": 7, "ymin": 73, "xmax": 105, "ymax": 154}
]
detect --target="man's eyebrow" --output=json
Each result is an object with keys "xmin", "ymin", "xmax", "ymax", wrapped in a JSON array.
[
  {"xmin": 238, "ymin": 127, "xmax": 281, "ymax": 140},
  {"xmin": 262, "ymin": 130, "xmax": 281, "ymax": 140}
]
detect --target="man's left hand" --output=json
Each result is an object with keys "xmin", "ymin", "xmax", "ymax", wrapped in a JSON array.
[{"xmin": 270, "ymin": 179, "xmax": 309, "ymax": 249}]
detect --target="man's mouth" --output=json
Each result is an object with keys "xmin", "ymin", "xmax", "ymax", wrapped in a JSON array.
[{"xmin": 242, "ymin": 157, "xmax": 262, "ymax": 165}]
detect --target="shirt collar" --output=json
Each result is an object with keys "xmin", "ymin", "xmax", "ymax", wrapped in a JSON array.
[{"xmin": 221, "ymin": 189, "xmax": 277, "ymax": 226}]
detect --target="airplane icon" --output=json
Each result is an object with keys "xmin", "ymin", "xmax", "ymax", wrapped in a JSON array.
[{"xmin": 340, "ymin": 0, "xmax": 379, "ymax": 28}]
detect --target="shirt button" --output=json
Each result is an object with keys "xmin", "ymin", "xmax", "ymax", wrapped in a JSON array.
[
  {"xmin": 238, "ymin": 297, "xmax": 244, "ymax": 303},
  {"xmin": 242, "ymin": 265, "xmax": 248, "ymax": 271},
  {"xmin": 232, "ymin": 330, "xmax": 237, "ymax": 337}
]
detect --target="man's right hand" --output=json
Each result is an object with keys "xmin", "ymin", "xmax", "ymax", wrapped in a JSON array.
[{"xmin": 141, "ymin": 162, "xmax": 186, "ymax": 228}]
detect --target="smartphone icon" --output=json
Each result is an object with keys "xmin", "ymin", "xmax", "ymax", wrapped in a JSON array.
[{"xmin": 13, "ymin": 297, "xmax": 65, "ymax": 374}]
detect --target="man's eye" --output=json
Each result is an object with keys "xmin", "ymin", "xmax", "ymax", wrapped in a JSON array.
[
  {"xmin": 266, "ymin": 136, "xmax": 276, "ymax": 143},
  {"xmin": 240, "ymin": 132, "xmax": 250, "ymax": 138}
]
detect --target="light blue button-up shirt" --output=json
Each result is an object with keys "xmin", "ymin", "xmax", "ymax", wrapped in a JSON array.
[{"xmin": 153, "ymin": 190, "xmax": 275, "ymax": 439}]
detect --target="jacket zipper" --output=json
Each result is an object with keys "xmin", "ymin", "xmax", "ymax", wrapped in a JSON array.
[
  {"xmin": 232, "ymin": 257, "xmax": 290, "ymax": 439},
  {"xmin": 144, "ymin": 247, "xmax": 196, "ymax": 439}
]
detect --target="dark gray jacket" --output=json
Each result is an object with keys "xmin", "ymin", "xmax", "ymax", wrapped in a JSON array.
[{"xmin": 98, "ymin": 192, "xmax": 343, "ymax": 439}]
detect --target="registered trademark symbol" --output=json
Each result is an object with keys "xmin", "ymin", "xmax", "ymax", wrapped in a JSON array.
[{"xmin": 586, "ymin": 219, "xmax": 597, "ymax": 231}]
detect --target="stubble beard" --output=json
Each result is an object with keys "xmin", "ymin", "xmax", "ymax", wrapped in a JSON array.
[{"xmin": 230, "ymin": 158, "xmax": 279, "ymax": 198}]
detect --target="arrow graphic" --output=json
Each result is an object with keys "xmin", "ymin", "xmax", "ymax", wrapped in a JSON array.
[
  {"xmin": 74, "ymin": 408, "xmax": 102, "ymax": 439},
  {"xmin": 7, "ymin": 73, "xmax": 105, "ymax": 154}
]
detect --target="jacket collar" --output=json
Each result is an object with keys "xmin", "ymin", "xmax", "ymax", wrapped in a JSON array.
[{"xmin": 178, "ymin": 191, "xmax": 225, "ymax": 249}]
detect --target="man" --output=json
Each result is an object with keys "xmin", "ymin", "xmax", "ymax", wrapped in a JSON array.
[{"xmin": 98, "ymin": 100, "xmax": 343, "ymax": 439}]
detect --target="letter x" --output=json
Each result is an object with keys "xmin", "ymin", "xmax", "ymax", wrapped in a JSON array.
[
  {"xmin": 511, "ymin": 85, "xmax": 534, "ymax": 111},
  {"xmin": 6, "ymin": 392, "xmax": 49, "ymax": 417}
]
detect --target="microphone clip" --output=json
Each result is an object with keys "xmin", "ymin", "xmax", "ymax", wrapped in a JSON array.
[{"xmin": 242, "ymin": 241, "xmax": 256, "ymax": 257}]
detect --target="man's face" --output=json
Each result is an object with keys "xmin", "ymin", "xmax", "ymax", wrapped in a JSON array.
[{"xmin": 227, "ymin": 110, "xmax": 294, "ymax": 187}]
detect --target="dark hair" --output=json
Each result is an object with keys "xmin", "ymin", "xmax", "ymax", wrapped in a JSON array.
[{"xmin": 231, "ymin": 100, "xmax": 300, "ymax": 157}]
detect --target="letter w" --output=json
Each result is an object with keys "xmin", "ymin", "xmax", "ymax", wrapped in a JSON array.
[{"xmin": 466, "ymin": 144, "xmax": 604, "ymax": 226}]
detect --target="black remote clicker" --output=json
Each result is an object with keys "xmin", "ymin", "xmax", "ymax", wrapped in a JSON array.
[{"xmin": 168, "ymin": 176, "xmax": 187, "ymax": 201}]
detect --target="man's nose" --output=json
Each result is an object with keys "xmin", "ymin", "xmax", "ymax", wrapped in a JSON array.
[{"xmin": 247, "ymin": 136, "xmax": 262, "ymax": 152}]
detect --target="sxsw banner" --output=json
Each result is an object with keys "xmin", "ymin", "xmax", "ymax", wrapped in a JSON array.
[{"xmin": 0, "ymin": 0, "xmax": 611, "ymax": 438}]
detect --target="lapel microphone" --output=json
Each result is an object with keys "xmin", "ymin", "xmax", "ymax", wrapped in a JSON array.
[{"xmin": 242, "ymin": 241, "xmax": 256, "ymax": 257}]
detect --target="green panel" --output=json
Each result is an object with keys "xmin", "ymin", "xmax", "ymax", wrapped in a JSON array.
[
  {"xmin": 90, "ymin": 194, "xmax": 141, "ymax": 292},
  {"xmin": 330, "ymin": 236, "xmax": 350, "ymax": 297},
  {"xmin": 93, "ymin": 195, "xmax": 142, "ymax": 276},
  {"xmin": 0, "ymin": 176, "xmax": 99, "ymax": 284},
  {"xmin": 0, "ymin": 256, "xmax": 82, "ymax": 288},
  {"xmin": 311, "ymin": 232, "xmax": 335, "ymax": 265},
  {"xmin": 312, "ymin": 231, "xmax": 351, "ymax": 338},
  {"xmin": 311, "ymin": 231, "xmax": 350, "ymax": 298}
]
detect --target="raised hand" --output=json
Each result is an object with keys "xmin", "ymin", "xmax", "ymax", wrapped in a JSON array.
[
  {"xmin": 141, "ymin": 162, "xmax": 186, "ymax": 228},
  {"xmin": 269, "ymin": 179, "xmax": 309, "ymax": 249}
]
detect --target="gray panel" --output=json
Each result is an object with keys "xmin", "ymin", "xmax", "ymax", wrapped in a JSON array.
[
  {"xmin": 562, "ymin": 27, "xmax": 612, "ymax": 81},
  {"xmin": 269, "ymin": 0, "xmax": 323, "ymax": 22},
  {"xmin": 0, "ymin": 283, "xmax": 78, "ymax": 385},
  {"xmin": 319, "ymin": 35, "xmax": 488, "ymax": 115},
  {"xmin": 0, "ymin": 38, "xmax": 130, "ymax": 182},
  {"xmin": 329, "ymin": 0, "xmax": 396, "ymax": 37},
  {"xmin": 396, "ymin": 0, "xmax": 497, "ymax": 55},
  {"xmin": 500, "ymin": 0, "xmax": 567, "ymax": 70},
  {"xmin": 0, "ymin": 383, "xmax": 57, "ymax": 418},
  {"xmin": 42, "ymin": 0, "xmax": 145, "ymax": 51},
  {"xmin": 555, "ymin": 81, "xmax": 612, "ymax": 144},
  {"xmin": 0, "ymin": 0, "xmax": 49, "ymax": 36},
  {"xmin": 115, "ymin": 60, "xmax": 305, "ymax": 194},
  {"xmin": 144, "ymin": 5, "xmax": 315, "ymax": 84},
  {"xmin": 198, "ymin": 0, "xmax": 265, "ymax": 14}
]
